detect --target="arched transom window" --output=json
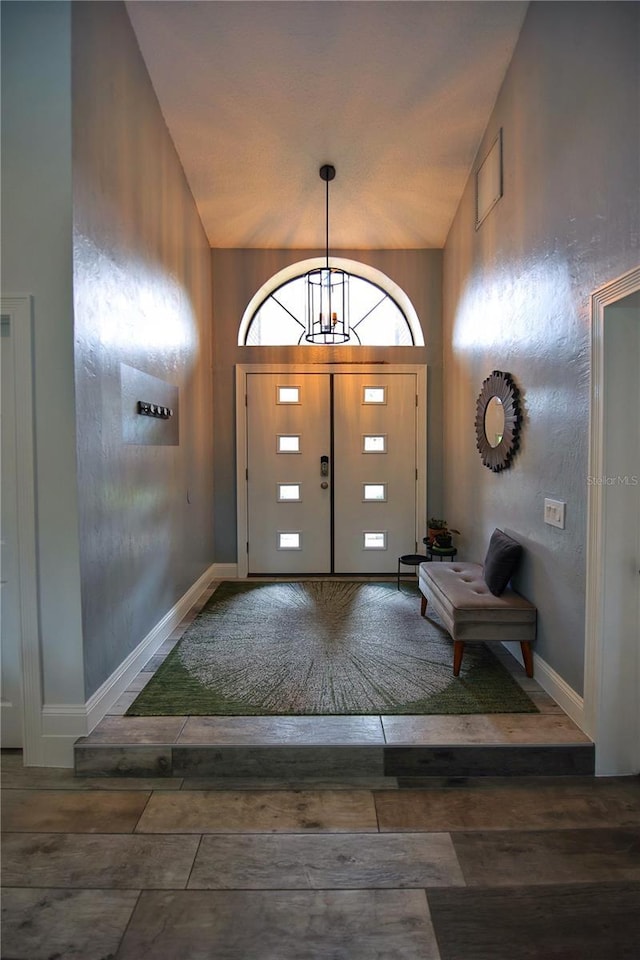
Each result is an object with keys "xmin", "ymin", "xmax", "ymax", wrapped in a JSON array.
[{"xmin": 238, "ymin": 258, "xmax": 424, "ymax": 346}]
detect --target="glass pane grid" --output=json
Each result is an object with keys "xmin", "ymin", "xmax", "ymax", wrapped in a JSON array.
[
  {"xmin": 363, "ymin": 435, "xmax": 387, "ymax": 453},
  {"xmin": 363, "ymin": 531, "xmax": 387, "ymax": 550},
  {"xmin": 363, "ymin": 386, "xmax": 386, "ymax": 404},
  {"xmin": 244, "ymin": 271, "xmax": 415, "ymax": 346},
  {"xmin": 363, "ymin": 483, "xmax": 387, "ymax": 501},
  {"xmin": 277, "ymin": 483, "xmax": 301, "ymax": 501},
  {"xmin": 278, "ymin": 532, "xmax": 301, "ymax": 550},
  {"xmin": 277, "ymin": 435, "xmax": 301, "ymax": 453},
  {"xmin": 277, "ymin": 386, "xmax": 300, "ymax": 404}
]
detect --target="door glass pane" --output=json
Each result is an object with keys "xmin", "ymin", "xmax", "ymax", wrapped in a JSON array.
[
  {"xmin": 363, "ymin": 386, "xmax": 386, "ymax": 404},
  {"xmin": 278, "ymin": 484, "xmax": 301, "ymax": 501},
  {"xmin": 278, "ymin": 532, "xmax": 301, "ymax": 549},
  {"xmin": 363, "ymin": 435, "xmax": 386, "ymax": 453},
  {"xmin": 277, "ymin": 435, "xmax": 301, "ymax": 453},
  {"xmin": 363, "ymin": 531, "xmax": 387, "ymax": 549},
  {"xmin": 277, "ymin": 386, "xmax": 300, "ymax": 404},
  {"xmin": 363, "ymin": 483, "xmax": 387, "ymax": 501}
]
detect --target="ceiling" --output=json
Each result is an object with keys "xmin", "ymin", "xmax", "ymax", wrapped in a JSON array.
[{"xmin": 126, "ymin": 0, "xmax": 528, "ymax": 249}]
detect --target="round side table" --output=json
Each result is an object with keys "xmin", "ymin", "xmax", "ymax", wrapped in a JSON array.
[
  {"xmin": 422, "ymin": 538, "xmax": 457, "ymax": 562},
  {"xmin": 397, "ymin": 553, "xmax": 429, "ymax": 589},
  {"xmin": 427, "ymin": 546, "xmax": 457, "ymax": 562}
]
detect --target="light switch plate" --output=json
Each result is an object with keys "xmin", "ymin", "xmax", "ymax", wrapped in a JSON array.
[{"xmin": 544, "ymin": 498, "xmax": 566, "ymax": 529}]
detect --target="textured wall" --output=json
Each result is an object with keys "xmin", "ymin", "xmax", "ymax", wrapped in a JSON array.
[
  {"xmin": 1, "ymin": 1, "xmax": 85, "ymax": 705},
  {"xmin": 72, "ymin": 2, "xmax": 214, "ymax": 698},
  {"xmin": 443, "ymin": 1, "xmax": 639, "ymax": 694},
  {"xmin": 211, "ymin": 248, "xmax": 441, "ymax": 562}
]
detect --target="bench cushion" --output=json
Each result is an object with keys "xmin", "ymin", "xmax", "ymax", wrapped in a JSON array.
[
  {"xmin": 483, "ymin": 528, "xmax": 523, "ymax": 596},
  {"xmin": 418, "ymin": 562, "xmax": 536, "ymax": 642}
]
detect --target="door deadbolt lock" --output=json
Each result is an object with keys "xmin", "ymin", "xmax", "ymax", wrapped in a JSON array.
[{"xmin": 320, "ymin": 455, "xmax": 329, "ymax": 477}]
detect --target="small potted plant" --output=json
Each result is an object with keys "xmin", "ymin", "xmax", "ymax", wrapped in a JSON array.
[{"xmin": 427, "ymin": 518, "xmax": 460, "ymax": 548}]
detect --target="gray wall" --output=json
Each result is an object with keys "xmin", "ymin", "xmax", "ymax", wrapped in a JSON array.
[
  {"xmin": 211, "ymin": 248, "xmax": 441, "ymax": 562},
  {"xmin": 442, "ymin": 0, "xmax": 639, "ymax": 694},
  {"xmin": 72, "ymin": 2, "xmax": 215, "ymax": 698},
  {"xmin": 1, "ymin": 0, "xmax": 85, "ymax": 705}
]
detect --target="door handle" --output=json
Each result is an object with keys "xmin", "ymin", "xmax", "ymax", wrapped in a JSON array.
[{"xmin": 320, "ymin": 455, "xmax": 329, "ymax": 477}]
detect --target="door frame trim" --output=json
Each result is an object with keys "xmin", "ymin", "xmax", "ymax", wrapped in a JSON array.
[
  {"xmin": 236, "ymin": 363, "xmax": 427, "ymax": 579},
  {"xmin": 584, "ymin": 265, "xmax": 640, "ymax": 775},
  {"xmin": 1, "ymin": 295, "xmax": 44, "ymax": 764}
]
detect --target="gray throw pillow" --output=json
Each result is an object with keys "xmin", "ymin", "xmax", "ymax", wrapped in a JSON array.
[{"xmin": 483, "ymin": 529, "xmax": 523, "ymax": 596}]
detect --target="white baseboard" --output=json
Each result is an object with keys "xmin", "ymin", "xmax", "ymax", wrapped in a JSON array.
[
  {"xmin": 84, "ymin": 562, "xmax": 218, "ymax": 731},
  {"xmin": 39, "ymin": 563, "xmax": 218, "ymax": 766},
  {"xmin": 41, "ymin": 704, "xmax": 88, "ymax": 738},
  {"xmin": 501, "ymin": 640, "xmax": 586, "ymax": 731},
  {"xmin": 38, "ymin": 736, "xmax": 78, "ymax": 769}
]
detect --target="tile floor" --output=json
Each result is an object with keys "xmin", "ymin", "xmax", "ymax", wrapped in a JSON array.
[
  {"xmin": 2, "ymin": 753, "xmax": 640, "ymax": 959},
  {"xmin": 5, "ymin": 578, "xmax": 634, "ymax": 958}
]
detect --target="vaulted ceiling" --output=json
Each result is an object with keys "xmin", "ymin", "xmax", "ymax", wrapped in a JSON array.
[{"xmin": 126, "ymin": 0, "xmax": 528, "ymax": 249}]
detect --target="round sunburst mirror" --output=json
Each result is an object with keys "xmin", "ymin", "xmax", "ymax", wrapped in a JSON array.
[{"xmin": 475, "ymin": 370, "xmax": 522, "ymax": 472}]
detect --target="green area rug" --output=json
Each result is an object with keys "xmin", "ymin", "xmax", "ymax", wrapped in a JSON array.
[{"xmin": 127, "ymin": 580, "xmax": 538, "ymax": 716}]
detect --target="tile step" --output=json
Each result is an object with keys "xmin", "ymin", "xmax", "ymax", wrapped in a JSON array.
[{"xmin": 74, "ymin": 741, "xmax": 595, "ymax": 780}]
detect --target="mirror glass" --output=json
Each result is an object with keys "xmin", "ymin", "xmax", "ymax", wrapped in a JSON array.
[
  {"xmin": 475, "ymin": 370, "xmax": 522, "ymax": 472},
  {"xmin": 484, "ymin": 396, "xmax": 505, "ymax": 448}
]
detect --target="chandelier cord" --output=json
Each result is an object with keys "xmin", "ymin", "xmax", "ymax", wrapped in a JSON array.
[
  {"xmin": 325, "ymin": 173, "xmax": 330, "ymax": 269},
  {"xmin": 305, "ymin": 163, "xmax": 348, "ymax": 344}
]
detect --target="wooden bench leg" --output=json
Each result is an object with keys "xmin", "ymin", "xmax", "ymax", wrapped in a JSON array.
[
  {"xmin": 520, "ymin": 641, "xmax": 534, "ymax": 678},
  {"xmin": 453, "ymin": 640, "xmax": 464, "ymax": 676},
  {"xmin": 420, "ymin": 594, "xmax": 427, "ymax": 617}
]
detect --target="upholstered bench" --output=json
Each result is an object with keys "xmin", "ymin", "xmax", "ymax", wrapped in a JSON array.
[{"xmin": 418, "ymin": 557, "xmax": 537, "ymax": 678}]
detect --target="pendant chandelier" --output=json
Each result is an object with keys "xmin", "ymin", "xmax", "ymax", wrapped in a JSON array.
[{"xmin": 305, "ymin": 164, "xmax": 350, "ymax": 344}]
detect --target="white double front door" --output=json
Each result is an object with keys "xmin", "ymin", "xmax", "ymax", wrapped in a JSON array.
[{"xmin": 242, "ymin": 367, "xmax": 425, "ymax": 575}]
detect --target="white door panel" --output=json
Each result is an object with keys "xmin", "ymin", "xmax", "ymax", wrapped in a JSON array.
[
  {"xmin": 1, "ymin": 312, "xmax": 23, "ymax": 746},
  {"xmin": 334, "ymin": 373, "xmax": 417, "ymax": 573},
  {"xmin": 247, "ymin": 373, "xmax": 331, "ymax": 573},
  {"xmin": 244, "ymin": 369, "xmax": 421, "ymax": 576}
]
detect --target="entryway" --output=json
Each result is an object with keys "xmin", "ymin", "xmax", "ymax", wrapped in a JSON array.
[
  {"xmin": 236, "ymin": 365, "xmax": 427, "ymax": 577},
  {"xmin": 584, "ymin": 266, "xmax": 640, "ymax": 776},
  {"xmin": 74, "ymin": 574, "xmax": 594, "ymax": 778}
]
